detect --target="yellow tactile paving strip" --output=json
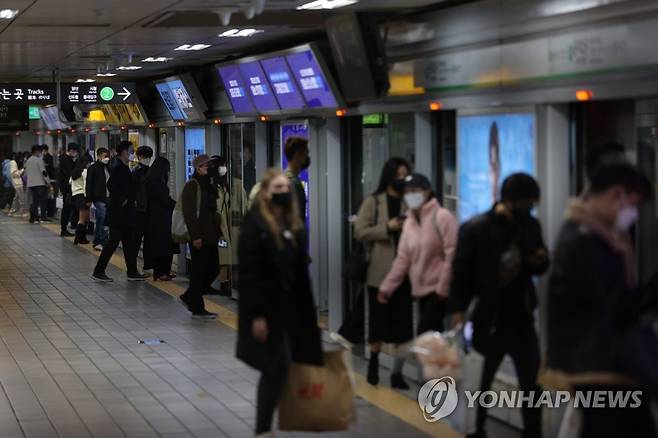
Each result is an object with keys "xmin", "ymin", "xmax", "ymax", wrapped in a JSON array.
[{"xmin": 42, "ymin": 223, "xmax": 461, "ymax": 438}]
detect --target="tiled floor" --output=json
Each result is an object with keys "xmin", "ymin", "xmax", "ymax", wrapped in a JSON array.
[{"xmin": 0, "ymin": 216, "xmax": 435, "ymax": 438}]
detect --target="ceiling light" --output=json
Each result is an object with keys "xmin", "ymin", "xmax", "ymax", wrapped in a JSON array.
[
  {"xmin": 0, "ymin": 9, "xmax": 19, "ymax": 19},
  {"xmin": 141, "ymin": 57, "xmax": 173, "ymax": 63},
  {"xmin": 116, "ymin": 65, "xmax": 142, "ymax": 71},
  {"xmin": 76, "ymin": 78, "xmax": 96, "ymax": 83},
  {"xmin": 174, "ymin": 44, "xmax": 212, "ymax": 51},
  {"xmin": 96, "ymin": 73, "xmax": 117, "ymax": 77},
  {"xmin": 296, "ymin": 0, "xmax": 358, "ymax": 10},
  {"xmin": 218, "ymin": 28, "xmax": 263, "ymax": 38}
]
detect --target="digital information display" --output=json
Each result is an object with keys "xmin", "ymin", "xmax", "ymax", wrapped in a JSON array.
[
  {"xmin": 0, "ymin": 84, "xmax": 57, "ymax": 105},
  {"xmin": 61, "ymin": 83, "xmax": 138, "ymax": 104},
  {"xmin": 260, "ymin": 56, "xmax": 306, "ymax": 111},
  {"xmin": 218, "ymin": 65, "xmax": 255, "ymax": 114},
  {"xmin": 238, "ymin": 61, "xmax": 280, "ymax": 113},
  {"xmin": 155, "ymin": 82, "xmax": 185, "ymax": 120},
  {"xmin": 156, "ymin": 79, "xmax": 201, "ymax": 121},
  {"xmin": 285, "ymin": 50, "xmax": 339, "ymax": 109}
]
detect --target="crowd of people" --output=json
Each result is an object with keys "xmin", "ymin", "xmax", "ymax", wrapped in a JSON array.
[{"xmin": 1, "ymin": 137, "xmax": 656, "ymax": 438}]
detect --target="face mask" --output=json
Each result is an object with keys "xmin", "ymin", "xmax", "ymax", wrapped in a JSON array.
[
  {"xmin": 139, "ymin": 158, "xmax": 151, "ymax": 166},
  {"xmin": 101, "ymin": 158, "xmax": 110, "ymax": 165},
  {"xmin": 512, "ymin": 205, "xmax": 533, "ymax": 220},
  {"xmin": 271, "ymin": 192, "xmax": 291, "ymax": 207},
  {"xmin": 392, "ymin": 179, "xmax": 405, "ymax": 194},
  {"xmin": 616, "ymin": 206, "xmax": 638, "ymax": 232},
  {"xmin": 218, "ymin": 166, "xmax": 228, "ymax": 177},
  {"xmin": 301, "ymin": 156, "xmax": 311, "ymax": 170},
  {"xmin": 404, "ymin": 192, "xmax": 425, "ymax": 210},
  {"xmin": 72, "ymin": 155, "xmax": 78, "ymax": 162}
]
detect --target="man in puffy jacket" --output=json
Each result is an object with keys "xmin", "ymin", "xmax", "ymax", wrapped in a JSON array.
[{"xmin": 448, "ymin": 173, "xmax": 549, "ymax": 438}]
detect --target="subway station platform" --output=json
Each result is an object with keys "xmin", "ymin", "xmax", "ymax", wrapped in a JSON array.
[{"xmin": 0, "ymin": 214, "xmax": 484, "ymax": 438}]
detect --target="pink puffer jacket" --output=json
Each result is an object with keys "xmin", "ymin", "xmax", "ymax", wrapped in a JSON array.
[{"xmin": 379, "ymin": 198, "xmax": 458, "ymax": 299}]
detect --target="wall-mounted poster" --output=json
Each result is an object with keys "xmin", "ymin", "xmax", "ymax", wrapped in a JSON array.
[
  {"xmin": 458, "ymin": 112, "xmax": 535, "ymax": 222},
  {"xmin": 185, "ymin": 128, "xmax": 205, "ymax": 181}
]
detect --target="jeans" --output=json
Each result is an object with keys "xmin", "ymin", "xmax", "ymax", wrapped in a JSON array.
[
  {"xmin": 93, "ymin": 201, "xmax": 108, "ymax": 246},
  {"xmin": 29, "ymin": 186, "xmax": 48, "ymax": 221},
  {"xmin": 94, "ymin": 226, "xmax": 138, "ymax": 276},
  {"xmin": 181, "ymin": 245, "xmax": 219, "ymax": 313}
]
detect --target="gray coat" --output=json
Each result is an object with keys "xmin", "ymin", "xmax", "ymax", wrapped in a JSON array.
[
  {"xmin": 24, "ymin": 156, "xmax": 49, "ymax": 188},
  {"xmin": 354, "ymin": 192, "xmax": 405, "ymax": 288}
]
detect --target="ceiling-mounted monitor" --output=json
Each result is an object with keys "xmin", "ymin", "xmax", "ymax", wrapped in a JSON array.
[
  {"xmin": 260, "ymin": 56, "xmax": 306, "ymax": 111},
  {"xmin": 154, "ymin": 73, "xmax": 207, "ymax": 121},
  {"xmin": 217, "ymin": 64, "xmax": 256, "ymax": 115},
  {"xmin": 285, "ymin": 45, "xmax": 341, "ymax": 110},
  {"xmin": 39, "ymin": 106, "xmax": 70, "ymax": 130}
]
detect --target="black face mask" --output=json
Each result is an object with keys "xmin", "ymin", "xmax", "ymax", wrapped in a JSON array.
[
  {"xmin": 512, "ymin": 205, "xmax": 533, "ymax": 222},
  {"xmin": 301, "ymin": 156, "xmax": 311, "ymax": 170},
  {"xmin": 391, "ymin": 179, "xmax": 405, "ymax": 194},
  {"xmin": 272, "ymin": 192, "xmax": 291, "ymax": 207}
]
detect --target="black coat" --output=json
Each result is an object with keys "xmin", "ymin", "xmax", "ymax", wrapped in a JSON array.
[
  {"xmin": 448, "ymin": 206, "xmax": 549, "ymax": 349},
  {"xmin": 58, "ymin": 154, "xmax": 75, "ymax": 194},
  {"xmin": 85, "ymin": 161, "xmax": 109, "ymax": 203},
  {"xmin": 144, "ymin": 158, "xmax": 176, "ymax": 262},
  {"xmin": 133, "ymin": 164, "xmax": 149, "ymax": 214},
  {"xmin": 106, "ymin": 160, "xmax": 136, "ymax": 228},
  {"xmin": 236, "ymin": 207, "xmax": 323, "ymax": 375}
]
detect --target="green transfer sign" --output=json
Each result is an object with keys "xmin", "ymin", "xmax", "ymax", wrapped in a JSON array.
[
  {"xmin": 100, "ymin": 87, "xmax": 115, "ymax": 101},
  {"xmin": 28, "ymin": 106, "xmax": 40, "ymax": 120}
]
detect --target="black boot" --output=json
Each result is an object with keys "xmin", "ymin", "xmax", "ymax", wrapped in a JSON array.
[
  {"xmin": 390, "ymin": 372, "xmax": 410, "ymax": 390},
  {"xmin": 367, "ymin": 352, "xmax": 379, "ymax": 386},
  {"xmin": 74, "ymin": 224, "xmax": 89, "ymax": 245}
]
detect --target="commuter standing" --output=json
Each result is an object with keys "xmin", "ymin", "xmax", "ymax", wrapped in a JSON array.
[
  {"xmin": 1, "ymin": 153, "xmax": 15, "ymax": 212},
  {"xmin": 42, "ymin": 145, "xmax": 56, "ymax": 217},
  {"xmin": 236, "ymin": 168, "xmax": 323, "ymax": 436},
  {"xmin": 8, "ymin": 153, "xmax": 25, "ymax": 217},
  {"xmin": 178, "ymin": 154, "xmax": 220, "ymax": 319},
  {"xmin": 449, "ymin": 173, "xmax": 549, "ymax": 438},
  {"xmin": 144, "ymin": 157, "xmax": 176, "ymax": 281},
  {"xmin": 25, "ymin": 145, "xmax": 50, "ymax": 224},
  {"xmin": 70, "ymin": 153, "xmax": 90, "ymax": 245},
  {"xmin": 547, "ymin": 162, "xmax": 656, "ymax": 438},
  {"xmin": 86, "ymin": 148, "xmax": 111, "ymax": 250},
  {"xmin": 283, "ymin": 137, "xmax": 310, "ymax": 223},
  {"xmin": 335, "ymin": 157, "xmax": 415, "ymax": 389},
  {"xmin": 132, "ymin": 146, "xmax": 153, "ymax": 268},
  {"xmin": 58, "ymin": 143, "xmax": 79, "ymax": 236},
  {"xmin": 92, "ymin": 141, "xmax": 147, "ymax": 282}
]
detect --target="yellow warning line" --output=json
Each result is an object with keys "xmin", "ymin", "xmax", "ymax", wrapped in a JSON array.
[{"xmin": 41, "ymin": 223, "xmax": 461, "ymax": 438}]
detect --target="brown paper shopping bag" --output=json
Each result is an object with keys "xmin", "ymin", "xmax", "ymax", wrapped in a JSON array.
[{"xmin": 278, "ymin": 349, "xmax": 356, "ymax": 431}]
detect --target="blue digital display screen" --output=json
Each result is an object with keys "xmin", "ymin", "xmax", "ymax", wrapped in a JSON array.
[
  {"xmin": 260, "ymin": 56, "xmax": 306, "ymax": 111},
  {"xmin": 217, "ymin": 64, "xmax": 256, "ymax": 114},
  {"xmin": 285, "ymin": 49, "xmax": 338, "ymax": 109},
  {"xmin": 155, "ymin": 82, "xmax": 185, "ymax": 120},
  {"xmin": 238, "ymin": 61, "xmax": 280, "ymax": 113}
]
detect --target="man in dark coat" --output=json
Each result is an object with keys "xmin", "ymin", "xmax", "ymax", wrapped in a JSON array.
[
  {"xmin": 58, "ymin": 143, "xmax": 79, "ymax": 236},
  {"xmin": 449, "ymin": 173, "xmax": 550, "ymax": 438},
  {"xmin": 132, "ymin": 146, "xmax": 153, "ymax": 268},
  {"xmin": 86, "ymin": 148, "xmax": 111, "ymax": 250},
  {"xmin": 547, "ymin": 161, "xmax": 657, "ymax": 437},
  {"xmin": 144, "ymin": 157, "xmax": 176, "ymax": 280},
  {"xmin": 283, "ymin": 136, "xmax": 310, "ymax": 224},
  {"xmin": 92, "ymin": 141, "xmax": 147, "ymax": 282}
]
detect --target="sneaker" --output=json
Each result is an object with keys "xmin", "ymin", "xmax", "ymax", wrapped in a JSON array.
[
  {"xmin": 92, "ymin": 272, "xmax": 113, "ymax": 282},
  {"xmin": 178, "ymin": 295, "xmax": 190, "ymax": 311},
  {"xmin": 93, "ymin": 244, "xmax": 103, "ymax": 251},
  {"xmin": 329, "ymin": 332, "xmax": 354, "ymax": 349},
  {"xmin": 126, "ymin": 272, "xmax": 148, "ymax": 281},
  {"xmin": 60, "ymin": 230, "xmax": 74, "ymax": 237},
  {"xmin": 192, "ymin": 311, "xmax": 217, "ymax": 320}
]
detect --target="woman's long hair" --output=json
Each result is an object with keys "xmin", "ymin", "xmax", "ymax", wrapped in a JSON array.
[
  {"xmin": 373, "ymin": 157, "xmax": 411, "ymax": 195},
  {"xmin": 256, "ymin": 168, "xmax": 304, "ymax": 248}
]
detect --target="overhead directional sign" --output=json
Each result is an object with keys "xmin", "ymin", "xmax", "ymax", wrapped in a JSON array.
[
  {"xmin": 61, "ymin": 83, "xmax": 138, "ymax": 104},
  {"xmin": 0, "ymin": 84, "xmax": 57, "ymax": 105}
]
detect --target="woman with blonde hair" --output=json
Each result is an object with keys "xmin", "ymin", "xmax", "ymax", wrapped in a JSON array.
[{"xmin": 236, "ymin": 168, "xmax": 323, "ymax": 437}]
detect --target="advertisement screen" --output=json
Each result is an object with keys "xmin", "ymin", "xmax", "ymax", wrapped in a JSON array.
[
  {"xmin": 285, "ymin": 50, "xmax": 338, "ymax": 109},
  {"xmin": 218, "ymin": 65, "xmax": 255, "ymax": 114},
  {"xmin": 458, "ymin": 113, "xmax": 535, "ymax": 222},
  {"xmin": 155, "ymin": 82, "xmax": 185, "ymax": 120},
  {"xmin": 39, "ymin": 106, "xmax": 69, "ymax": 130},
  {"xmin": 238, "ymin": 61, "xmax": 280, "ymax": 113},
  {"xmin": 185, "ymin": 128, "xmax": 206, "ymax": 181},
  {"xmin": 260, "ymin": 56, "xmax": 306, "ymax": 111}
]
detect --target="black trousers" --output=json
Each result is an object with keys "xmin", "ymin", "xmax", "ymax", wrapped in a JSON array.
[
  {"xmin": 256, "ymin": 336, "xmax": 290, "ymax": 434},
  {"xmin": 60, "ymin": 193, "xmax": 75, "ymax": 232},
  {"xmin": 153, "ymin": 255, "xmax": 173, "ymax": 277},
  {"xmin": 181, "ymin": 245, "xmax": 219, "ymax": 313},
  {"xmin": 94, "ymin": 226, "xmax": 138, "ymax": 275},
  {"xmin": 475, "ymin": 326, "xmax": 541, "ymax": 438},
  {"xmin": 29, "ymin": 186, "xmax": 48, "ymax": 220},
  {"xmin": 417, "ymin": 293, "xmax": 446, "ymax": 334},
  {"xmin": 0, "ymin": 185, "xmax": 15, "ymax": 209}
]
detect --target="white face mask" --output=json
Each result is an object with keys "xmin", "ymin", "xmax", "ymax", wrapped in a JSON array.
[
  {"xmin": 101, "ymin": 158, "xmax": 110, "ymax": 165},
  {"xmin": 218, "ymin": 166, "xmax": 228, "ymax": 177},
  {"xmin": 616, "ymin": 206, "xmax": 638, "ymax": 232},
  {"xmin": 139, "ymin": 158, "xmax": 151, "ymax": 166},
  {"xmin": 404, "ymin": 192, "xmax": 425, "ymax": 210}
]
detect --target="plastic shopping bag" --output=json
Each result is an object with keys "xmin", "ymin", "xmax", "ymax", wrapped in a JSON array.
[
  {"xmin": 278, "ymin": 349, "xmax": 356, "ymax": 431},
  {"xmin": 55, "ymin": 196, "xmax": 63, "ymax": 209}
]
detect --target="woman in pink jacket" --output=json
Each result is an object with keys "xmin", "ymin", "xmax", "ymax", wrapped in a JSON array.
[{"xmin": 378, "ymin": 173, "xmax": 458, "ymax": 333}]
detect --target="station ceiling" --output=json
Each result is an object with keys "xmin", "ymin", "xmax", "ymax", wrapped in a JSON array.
[{"xmin": 0, "ymin": 0, "xmax": 445, "ymax": 82}]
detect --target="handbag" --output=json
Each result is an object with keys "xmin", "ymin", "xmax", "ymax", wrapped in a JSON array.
[
  {"xmin": 171, "ymin": 179, "xmax": 201, "ymax": 244},
  {"xmin": 278, "ymin": 349, "xmax": 356, "ymax": 432},
  {"xmin": 343, "ymin": 196, "xmax": 379, "ymax": 283}
]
